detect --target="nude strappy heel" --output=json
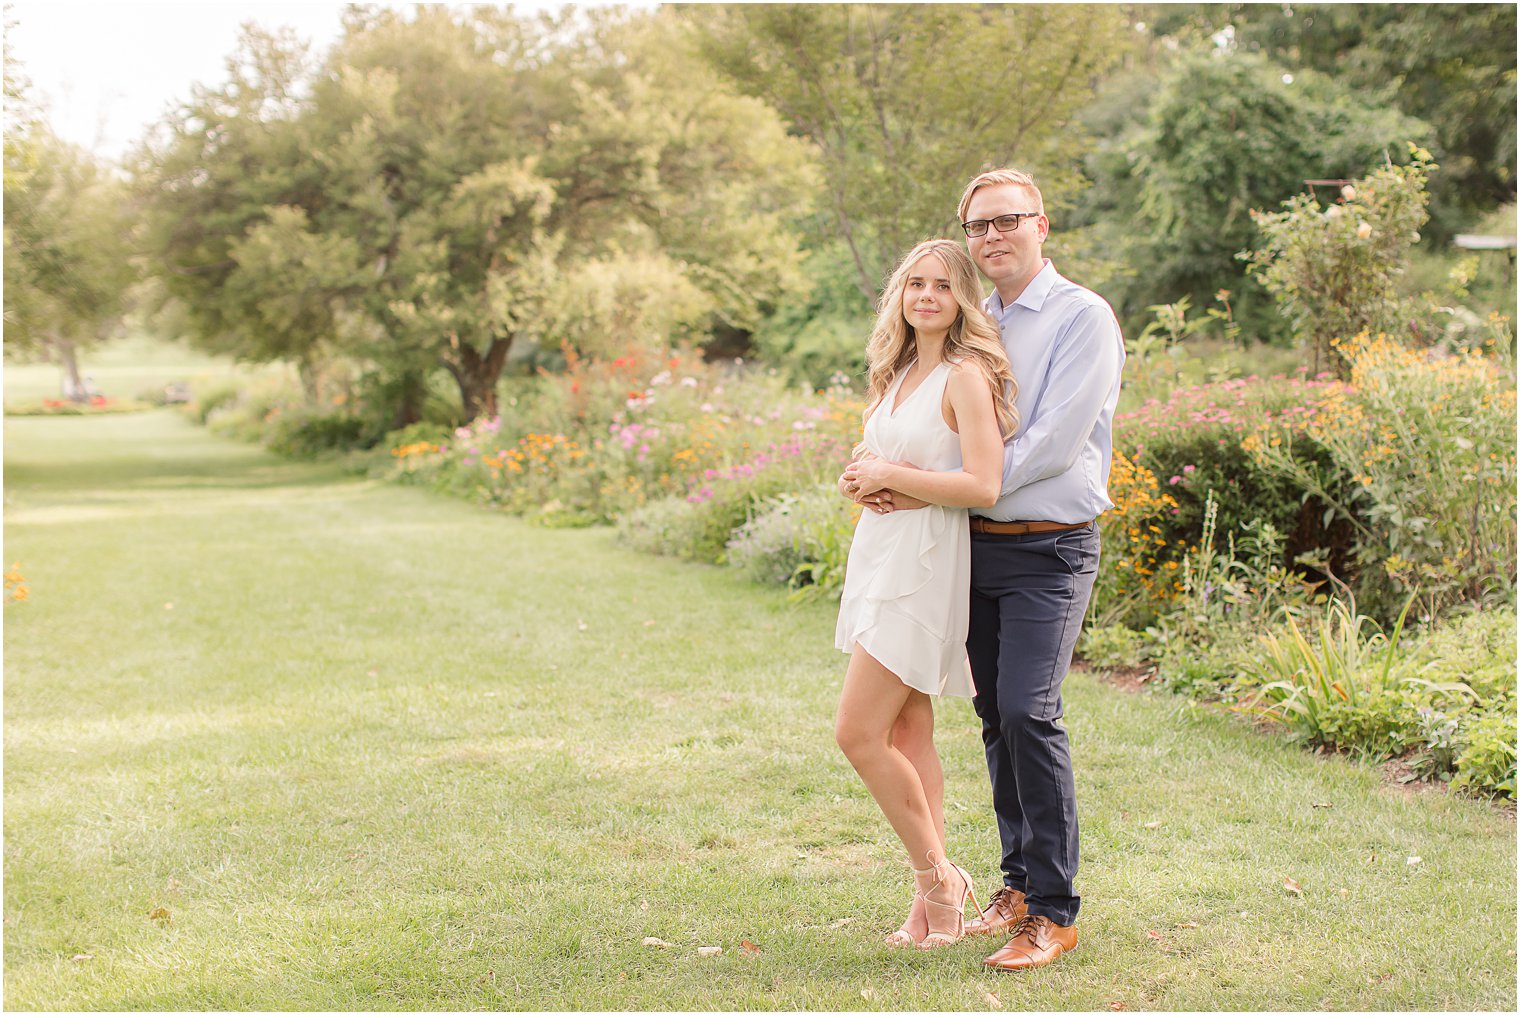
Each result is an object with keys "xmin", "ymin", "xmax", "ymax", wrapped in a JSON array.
[
  {"xmin": 885, "ymin": 864, "xmax": 934, "ymax": 947},
  {"xmin": 916, "ymin": 853, "xmax": 979, "ymax": 950}
]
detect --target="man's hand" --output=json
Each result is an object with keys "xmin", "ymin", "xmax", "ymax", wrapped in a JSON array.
[{"xmin": 876, "ymin": 490, "xmax": 930, "ymax": 512}]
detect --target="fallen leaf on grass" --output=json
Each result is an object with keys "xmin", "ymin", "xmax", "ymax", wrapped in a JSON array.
[
  {"xmin": 1145, "ymin": 930, "xmax": 1163, "ymax": 941},
  {"xmin": 697, "ymin": 946, "xmax": 723, "ymax": 957},
  {"xmin": 1142, "ymin": 821, "xmax": 1162, "ymax": 829},
  {"xmin": 643, "ymin": 620, "xmax": 657, "ymax": 627},
  {"xmin": 641, "ymin": 937, "xmax": 672, "ymax": 949},
  {"xmin": 148, "ymin": 907, "xmax": 171, "ymax": 925},
  {"xmin": 1406, "ymin": 856, "xmax": 1422, "ymax": 866},
  {"xmin": 163, "ymin": 603, "xmax": 174, "ymax": 611},
  {"xmin": 477, "ymin": 970, "xmax": 494, "ymax": 984},
  {"xmin": 639, "ymin": 899, "xmax": 649, "ymax": 911},
  {"xmin": 1175, "ymin": 921, "xmax": 1200, "ymax": 929},
  {"xmin": 1367, "ymin": 972, "xmax": 1393, "ymax": 986},
  {"xmin": 1283, "ymin": 877, "xmax": 1302, "ymax": 896},
  {"xmin": 982, "ymin": 989, "xmax": 1002, "ymax": 1009},
  {"xmin": 739, "ymin": 939, "xmax": 762, "ymax": 957},
  {"xmin": 1339, "ymin": 889, "xmax": 1350, "ymax": 898},
  {"xmin": 1108, "ymin": 1003, "xmax": 1127, "ymax": 1011},
  {"xmin": 860, "ymin": 989, "xmax": 876, "ymax": 1001},
  {"xmin": 1312, "ymin": 802, "xmax": 1333, "ymax": 809},
  {"xmin": 69, "ymin": 953, "xmax": 93, "ymax": 962},
  {"xmin": 828, "ymin": 917, "xmax": 854, "ymax": 929}
]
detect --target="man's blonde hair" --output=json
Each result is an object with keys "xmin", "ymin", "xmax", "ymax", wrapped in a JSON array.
[{"xmin": 957, "ymin": 168, "xmax": 1044, "ymax": 222}]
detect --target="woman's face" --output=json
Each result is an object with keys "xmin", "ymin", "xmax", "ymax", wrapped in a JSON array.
[{"xmin": 900, "ymin": 253, "xmax": 959, "ymax": 336}]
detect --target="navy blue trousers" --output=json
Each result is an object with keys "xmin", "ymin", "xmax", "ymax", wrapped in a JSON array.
[{"xmin": 967, "ymin": 523, "xmax": 1099, "ymax": 926}]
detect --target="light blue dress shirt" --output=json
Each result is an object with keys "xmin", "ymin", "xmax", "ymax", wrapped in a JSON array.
[{"xmin": 975, "ymin": 259, "xmax": 1125, "ymax": 524}]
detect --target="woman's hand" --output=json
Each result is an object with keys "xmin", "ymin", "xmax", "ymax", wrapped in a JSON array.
[{"xmin": 843, "ymin": 457, "xmax": 897, "ymax": 499}]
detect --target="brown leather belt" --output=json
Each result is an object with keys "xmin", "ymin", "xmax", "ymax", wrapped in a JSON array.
[{"xmin": 969, "ymin": 517, "xmax": 1094, "ymax": 535}]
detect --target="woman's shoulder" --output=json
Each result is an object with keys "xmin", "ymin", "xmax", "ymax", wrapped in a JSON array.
[{"xmin": 944, "ymin": 356, "xmax": 985, "ymax": 380}]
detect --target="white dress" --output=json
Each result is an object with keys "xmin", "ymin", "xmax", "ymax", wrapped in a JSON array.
[{"xmin": 834, "ymin": 361, "xmax": 974, "ymax": 698}]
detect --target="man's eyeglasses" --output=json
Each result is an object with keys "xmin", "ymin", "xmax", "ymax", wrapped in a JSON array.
[{"xmin": 960, "ymin": 213, "xmax": 1041, "ymax": 238}]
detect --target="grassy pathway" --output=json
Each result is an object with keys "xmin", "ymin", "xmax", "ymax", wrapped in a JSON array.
[{"xmin": 4, "ymin": 412, "xmax": 1514, "ymax": 1010}]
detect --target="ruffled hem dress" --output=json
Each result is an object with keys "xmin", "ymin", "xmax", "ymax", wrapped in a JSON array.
[{"xmin": 834, "ymin": 360, "xmax": 974, "ymax": 698}]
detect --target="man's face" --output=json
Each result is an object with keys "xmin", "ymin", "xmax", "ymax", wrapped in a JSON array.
[{"xmin": 964, "ymin": 184, "xmax": 1048, "ymax": 290}]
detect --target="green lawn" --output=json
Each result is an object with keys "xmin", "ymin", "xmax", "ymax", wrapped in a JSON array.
[
  {"xmin": 4, "ymin": 411, "xmax": 1515, "ymax": 1010},
  {"xmin": 3, "ymin": 333, "xmax": 281, "ymax": 407}
]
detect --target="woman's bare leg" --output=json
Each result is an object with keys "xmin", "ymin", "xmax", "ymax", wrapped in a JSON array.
[
  {"xmin": 834, "ymin": 645, "xmax": 943, "ymax": 865},
  {"xmin": 891, "ymin": 692, "xmax": 946, "ymax": 854},
  {"xmin": 836, "ymin": 645, "xmax": 969, "ymax": 946}
]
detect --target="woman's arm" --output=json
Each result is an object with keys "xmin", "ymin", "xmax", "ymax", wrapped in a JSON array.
[{"xmin": 844, "ymin": 365, "xmax": 1002, "ymax": 508}]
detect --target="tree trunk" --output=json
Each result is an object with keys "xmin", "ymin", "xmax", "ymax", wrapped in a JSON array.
[
  {"xmin": 49, "ymin": 337, "xmax": 86, "ymax": 402},
  {"xmin": 390, "ymin": 373, "xmax": 425, "ymax": 430},
  {"xmin": 447, "ymin": 335, "xmax": 515, "ymax": 422},
  {"xmin": 297, "ymin": 356, "xmax": 322, "ymax": 404}
]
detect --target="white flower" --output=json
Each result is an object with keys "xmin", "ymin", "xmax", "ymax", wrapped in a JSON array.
[
  {"xmin": 1357, "ymin": 222, "xmax": 1373, "ymax": 239},
  {"xmin": 1324, "ymin": 205, "xmax": 1344, "ymax": 220},
  {"xmin": 1340, "ymin": 185, "xmax": 1356, "ymax": 201}
]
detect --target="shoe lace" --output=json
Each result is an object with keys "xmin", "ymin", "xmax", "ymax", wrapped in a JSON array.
[
  {"xmin": 988, "ymin": 886, "xmax": 1018, "ymax": 913},
  {"xmin": 1009, "ymin": 914, "xmax": 1046, "ymax": 943}
]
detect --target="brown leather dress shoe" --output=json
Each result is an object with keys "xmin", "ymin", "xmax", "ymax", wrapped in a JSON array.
[
  {"xmin": 982, "ymin": 915, "xmax": 1078, "ymax": 971},
  {"xmin": 965, "ymin": 886, "xmax": 1028, "ymax": 937}
]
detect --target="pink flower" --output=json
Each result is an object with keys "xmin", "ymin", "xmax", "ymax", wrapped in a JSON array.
[
  {"xmin": 1169, "ymin": 476, "xmax": 1182, "ymax": 485},
  {"xmin": 1183, "ymin": 464, "xmax": 1196, "ymax": 474}
]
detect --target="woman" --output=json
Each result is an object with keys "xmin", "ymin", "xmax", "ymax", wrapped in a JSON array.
[{"xmin": 834, "ymin": 238, "xmax": 1018, "ymax": 949}]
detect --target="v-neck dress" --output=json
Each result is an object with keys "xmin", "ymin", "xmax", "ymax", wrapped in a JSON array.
[{"xmin": 834, "ymin": 361, "xmax": 974, "ymax": 698}]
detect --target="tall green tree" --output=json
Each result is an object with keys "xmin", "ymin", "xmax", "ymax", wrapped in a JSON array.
[
  {"xmin": 4, "ymin": 125, "xmax": 137, "ymax": 399},
  {"xmin": 1075, "ymin": 49, "xmax": 1427, "ymax": 340},
  {"xmin": 1152, "ymin": 4, "xmax": 1517, "ymax": 233},
  {"xmin": 137, "ymin": 7, "xmax": 816, "ymax": 424},
  {"xmin": 687, "ymin": 3, "xmax": 1132, "ymax": 302}
]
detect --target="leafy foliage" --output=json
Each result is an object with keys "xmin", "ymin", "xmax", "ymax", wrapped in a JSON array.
[
  {"xmin": 689, "ymin": 3, "xmax": 1131, "ymax": 301},
  {"xmin": 135, "ymin": 8, "xmax": 816, "ymax": 426},
  {"xmin": 4, "ymin": 126, "xmax": 137, "ymax": 394},
  {"xmin": 1244, "ymin": 150, "xmax": 1435, "ymax": 376},
  {"xmin": 1077, "ymin": 48, "xmax": 1428, "ymax": 341}
]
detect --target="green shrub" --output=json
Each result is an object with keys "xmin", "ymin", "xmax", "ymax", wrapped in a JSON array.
[
  {"xmin": 184, "ymin": 380, "xmax": 243, "ymax": 424},
  {"xmin": 1153, "ymin": 638, "xmax": 1250, "ymax": 699},
  {"xmin": 1247, "ymin": 333, "xmax": 1516, "ymax": 619},
  {"xmin": 267, "ymin": 411, "xmax": 376, "ymax": 458},
  {"xmin": 727, "ymin": 494, "xmax": 818, "ymax": 586},
  {"xmin": 616, "ymin": 496, "xmax": 706, "ymax": 559},
  {"xmin": 1244, "ymin": 594, "xmax": 1417, "ymax": 742},
  {"xmin": 1399, "ymin": 607, "xmax": 1517, "ymax": 702},
  {"xmin": 727, "ymin": 484, "xmax": 859, "ymax": 599},
  {"xmin": 1244, "ymin": 147, "xmax": 1434, "ymax": 379},
  {"xmin": 1077, "ymin": 624, "xmax": 1152, "ymax": 671},
  {"xmin": 1408, "ymin": 707, "xmax": 1465, "ymax": 783},
  {"xmin": 1308, "ymin": 691, "xmax": 1411, "ymax": 762},
  {"xmin": 1453, "ymin": 703, "xmax": 1518, "ymax": 799}
]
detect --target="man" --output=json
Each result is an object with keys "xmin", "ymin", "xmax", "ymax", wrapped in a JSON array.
[{"xmin": 846, "ymin": 168, "xmax": 1123, "ymax": 970}]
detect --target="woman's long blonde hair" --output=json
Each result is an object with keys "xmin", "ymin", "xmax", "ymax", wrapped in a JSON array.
[{"xmin": 863, "ymin": 238, "xmax": 1019, "ymax": 438}]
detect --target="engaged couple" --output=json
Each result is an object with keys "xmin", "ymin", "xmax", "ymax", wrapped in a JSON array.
[{"xmin": 833, "ymin": 169, "xmax": 1125, "ymax": 970}]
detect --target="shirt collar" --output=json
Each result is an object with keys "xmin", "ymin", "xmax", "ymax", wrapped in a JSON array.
[{"xmin": 986, "ymin": 259, "xmax": 1058, "ymax": 315}]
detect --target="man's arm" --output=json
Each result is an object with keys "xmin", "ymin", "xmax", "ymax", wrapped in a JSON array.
[{"xmin": 999, "ymin": 304, "xmax": 1122, "ymax": 498}]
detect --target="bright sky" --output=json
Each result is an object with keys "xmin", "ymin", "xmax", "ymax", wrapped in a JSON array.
[{"xmin": 6, "ymin": 2, "xmax": 641, "ymax": 163}]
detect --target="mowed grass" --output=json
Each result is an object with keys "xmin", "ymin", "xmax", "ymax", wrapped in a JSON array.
[
  {"xmin": 3, "ymin": 333, "xmax": 281, "ymax": 407},
  {"xmin": 4, "ymin": 411, "xmax": 1515, "ymax": 1011}
]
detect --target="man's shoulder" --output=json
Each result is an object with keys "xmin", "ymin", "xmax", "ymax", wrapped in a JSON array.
[{"xmin": 1046, "ymin": 270, "xmax": 1116, "ymax": 318}]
